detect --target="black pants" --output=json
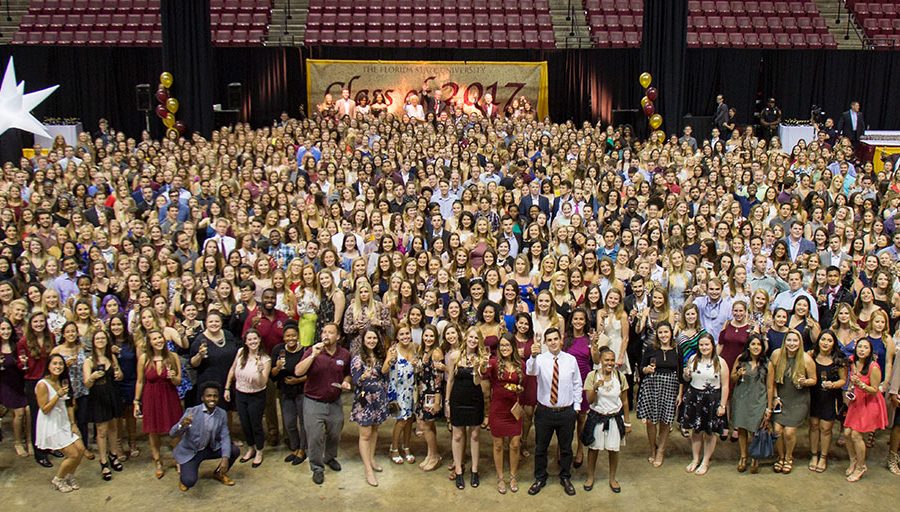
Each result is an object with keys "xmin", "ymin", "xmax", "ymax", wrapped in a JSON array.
[
  {"xmin": 179, "ymin": 444, "xmax": 239, "ymax": 489},
  {"xmin": 236, "ymin": 389, "xmax": 266, "ymax": 451},
  {"xmin": 24, "ymin": 379, "xmax": 47, "ymax": 461},
  {"xmin": 75, "ymin": 395, "xmax": 91, "ymax": 446},
  {"xmin": 533, "ymin": 405, "xmax": 576, "ymax": 482}
]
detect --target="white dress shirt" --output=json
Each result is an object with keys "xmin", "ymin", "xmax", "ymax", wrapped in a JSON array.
[{"xmin": 526, "ymin": 350, "xmax": 583, "ymax": 411}]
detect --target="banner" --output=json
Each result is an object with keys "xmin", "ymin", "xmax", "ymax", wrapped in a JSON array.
[{"xmin": 306, "ymin": 59, "xmax": 548, "ymax": 119}]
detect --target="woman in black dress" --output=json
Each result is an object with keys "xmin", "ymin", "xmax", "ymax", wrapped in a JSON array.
[
  {"xmin": 189, "ymin": 310, "xmax": 239, "ymax": 413},
  {"xmin": 447, "ymin": 326, "xmax": 488, "ymax": 489},
  {"xmin": 83, "ymin": 330, "xmax": 124, "ymax": 481},
  {"xmin": 807, "ymin": 330, "xmax": 846, "ymax": 473},
  {"xmin": 415, "ymin": 324, "xmax": 445, "ymax": 472},
  {"xmin": 108, "ymin": 315, "xmax": 138, "ymax": 459}
]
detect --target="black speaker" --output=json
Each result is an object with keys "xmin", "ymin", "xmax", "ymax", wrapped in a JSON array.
[
  {"xmin": 227, "ymin": 82, "xmax": 242, "ymax": 111},
  {"xmin": 136, "ymin": 84, "xmax": 151, "ymax": 112}
]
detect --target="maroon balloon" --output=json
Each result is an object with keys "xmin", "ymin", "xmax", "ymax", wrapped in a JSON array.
[
  {"xmin": 174, "ymin": 120, "xmax": 187, "ymax": 135},
  {"xmin": 155, "ymin": 88, "xmax": 168, "ymax": 104},
  {"xmin": 155, "ymin": 104, "xmax": 168, "ymax": 119},
  {"xmin": 643, "ymin": 102, "xmax": 656, "ymax": 116},
  {"xmin": 646, "ymin": 87, "xmax": 658, "ymax": 102}
]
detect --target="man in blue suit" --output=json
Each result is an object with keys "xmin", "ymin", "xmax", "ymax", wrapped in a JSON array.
[
  {"xmin": 170, "ymin": 382, "xmax": 238, "ymax": 491},
  {"xmin": 518, "ymin": 179, "xmax": 550, "ymax": 224},
  {"xmin": 785, "ymin": 221, "xmax": 816, "ymax": 263}
]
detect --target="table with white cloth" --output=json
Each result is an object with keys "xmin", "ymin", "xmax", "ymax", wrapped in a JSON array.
[
  {"xmin": 778, "ymin": 124, "xmax": 816, "ymax": 151},
  {"xmin": 34, "ymin": 122, "xmax": 83, "ymax": 147}
]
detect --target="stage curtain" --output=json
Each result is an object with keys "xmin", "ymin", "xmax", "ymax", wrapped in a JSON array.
[
  {"xmin": 161, "ymin": 0, "xmax": 214, "ymax": 137},
  {"xmin": 640, "ymin": 0, "xmax": 687, "ymax": 136}
]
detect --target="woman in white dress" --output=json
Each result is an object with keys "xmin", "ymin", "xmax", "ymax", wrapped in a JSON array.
[
  {"xmin": 597, "ymin": 288, "xmax": 631, "ymax": 374},
  {"xmin": 36, "ymin": 354, "xmax": 86, "ymax": 493},
  {"xmin": 582, "ymin": 347, "xmax": 631, "ymax": 492}
]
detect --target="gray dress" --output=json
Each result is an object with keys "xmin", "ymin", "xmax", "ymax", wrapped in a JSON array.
[
  {"xmin": 775, "ymin": 356, "xmax": 810, "ymax": 427},
  {"xmin": 730, "ymin": 361, "xmax": 767, "ymax": 431}
]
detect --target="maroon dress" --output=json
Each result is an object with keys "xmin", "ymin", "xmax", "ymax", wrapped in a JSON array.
[
  {"xmin": 717, "ymin": 323, "xmax": 750, "ymax": 394},
  {"xmin": 140, "ymin": 362, "xmax": 183, "ymax": 434},
  {"xmin": 515, "ymin": 337, "xmax": 538, "ymax": 406},
  {"xmin": 484, "ymin": 334, "xmax": 499, "ymax": 357},
  {"xmin": 487, "ymin": 357, "xmax": 523, "ymax": 437}
]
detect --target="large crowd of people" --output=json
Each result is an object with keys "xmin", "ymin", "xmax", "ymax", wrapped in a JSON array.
[{"xmin": 0, "ymin": 85, "xmax": 899, "ymax": 496}]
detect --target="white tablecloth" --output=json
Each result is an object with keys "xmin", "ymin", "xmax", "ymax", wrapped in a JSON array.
[
  {"xmin": 778, "ymin": 125, "xmax": 815, "ymax": 151},
  {"xmin": 34, "ymin": 123, "xmax": 83, "ymax": 148}
]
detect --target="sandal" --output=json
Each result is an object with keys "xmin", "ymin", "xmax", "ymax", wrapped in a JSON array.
[
  {"xmin": 509, "ymin": 475, "xmax": 519, "ymax": 493},
  {"xmin": 154, "ymin": 458, "xmax": 165, "ymax": 479},
  {"xmin": 749, "ymin": 459, "xmax": 759, "ymax": 474},
  {"xmin": 109, "ymin": 452, "xmax": 123, "ymax": 471},
  {"xmin": 815, "ymin": 455, "xmax": 827, "ymax": 473},
  {"xmin": 421, "ymin": 456, "xmax": 442, "ymax": 472},
  {"xmin": 865, "ymin": 432, "xmax": 875, "ymax": 448},
  {"xmin": 781, "ymin": 459, "xmax": 793, "ymax": 474},
  {"xmin": 83, "ymin": 449, "xmax": 95, "ymax": 461},
  {"xmin": 845, "ymin": 459, "xmax": 857, "ymax": 477},
  {"xmin": 773, "ymin": 459, "xmax": 784, "ymax": 473},
  {"xmin": 808, "ymin": 455, "xmax": 819, "ymax": 472},
  {"xmin": 847, "ymin": 465, "xmax": 867, "ymax": 482},
  {"xmin": 402, "ymin": 447, "xmax": 416, "ymax": 464},
  {"xmin": 100, "ymin": 461, "xmax": 112, "ymax": 481},
  {"xmin": 695, "ymin": 463, "xmax": 709, "ymax": 476},
  {"xmin": 390, "ymin": 447, "xmax": 404, "ymax": 465},
  {"xmin": 497, "ymin": 478, "xmax": 507, "ymax": 495},
  {"xmin": 129, "ymin": 443, "xmax": 140, "ymax": 459},
  {"xmin": 685, "ymin": 461, "xmax": 699, "ymax": 473},
  {"xmin": 737, "ymin": 457, "xmax": 748, "ymax": 473},
  {"xmin": 14, "ymin": 443, "xmax": 28, "ymax": 458}
]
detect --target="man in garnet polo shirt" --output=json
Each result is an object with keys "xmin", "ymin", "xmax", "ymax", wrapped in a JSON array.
[
  {"xmin": 294, "ymin": 323, "xmax": 351, "ymax": 485},
  {"xmin": 243, "ymin": 288, "xmax": 289, "ymax": 445}
]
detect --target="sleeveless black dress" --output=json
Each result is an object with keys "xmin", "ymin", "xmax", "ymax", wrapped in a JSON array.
[{"xmin": 449, "ymin": 366, "xmax": 484, "ymax": 427}]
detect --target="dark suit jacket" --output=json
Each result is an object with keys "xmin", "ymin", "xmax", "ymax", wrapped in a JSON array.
[
  {"xmin": 429, "ymin": 100, "xmax": 449, "ymax": 117},
  {"xmin": 426, "ymin": 229, "xmax": 451, "ymax": 250},
  {"xmin": 84, "ymin": 206, "xmax": 112, "ymax": 227},
  {"xmin": 478, "ymin": 102, "xmax": 499, "ymax": 120},
  {"xmin": 714, "ymin": 102, "xmax": 729, "ymax": 130},
  {"xmin": 817, "ymin": 285, "xmax": 855, "ymax": 330},
  {"xmin": 551, "ymin": 194, "xmax": 573, "ymax": 222},
  {"xmin": 837, "ymin": 110, "xmax": 866, "ymax": 141},
  {"xmin": 518, "ymin": 194, "xmax": 550, "ymax": 223},
  {"xmin": 390, "ymin": 169, "xmax": 417, "ymax": 186}
]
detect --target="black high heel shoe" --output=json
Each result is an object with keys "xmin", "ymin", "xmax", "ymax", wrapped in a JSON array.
[
  {"xmin": 100, "ymin": 461, "xmax": 112, "ymax": 481},
  {"xmin": 470, "ymin": 472, "xmax": 480, "ymax": 488},
  {"xmin": 108, "ymin": 453, "xmax": 123, "ymax": 472},
  {"xmin": 455, "ymin": 472, "xmax": 465, "ymax": 490}
]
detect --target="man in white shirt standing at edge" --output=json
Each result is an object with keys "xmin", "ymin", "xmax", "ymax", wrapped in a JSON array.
[{"xmin": 526, "ymin": 328, "xmax": 582, "ymax": 496}]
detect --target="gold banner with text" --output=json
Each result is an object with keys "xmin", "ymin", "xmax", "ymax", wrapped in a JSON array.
[{"xmin": 306, "ymin": 59, "xmax": 548, "ymax": 119}]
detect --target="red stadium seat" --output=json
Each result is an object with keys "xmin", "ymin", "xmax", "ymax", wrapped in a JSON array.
[
  {"xmin": 686, "ymin": 32, "xmax": 700, "ymax": 47},
  {"xmin": 728, "ymin": 32, "xmax": 743, "ymax": 46},
  {"xmin": 805, "ymin": 33, "xmax": 821, "ymax": 47},
  {"xmin": 699, "ymin": 32, "xmax": 716, "ymax": 47},
  {"xmin": 595, "ymin": 30, "xmax": 611, "ymax": 47},
  {"xmin": 743, "ymin": 32, "xmax": 760, "ymax": 46},
  {"xmin": 759, "ymin": 32, "xmax": 775, "ymax": 47}
]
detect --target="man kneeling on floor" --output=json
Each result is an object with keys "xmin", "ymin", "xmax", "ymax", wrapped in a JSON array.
[{"xmin": 170, "ymin": 381, "xmax": 239, "ymax": 490}]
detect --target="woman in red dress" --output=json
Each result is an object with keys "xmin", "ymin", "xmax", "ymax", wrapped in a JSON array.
[
  {"xmin": 843, "ymin": 338, "xmax": 888, "ymax": 482},
  {"xmin": 134, "ymin": 329, "xmax": 183, "ymax": 479},
  {"xmin": 509, "ymin": 313, "xmax": 537, "ymax": 457},
  {"xmin": 717, "ymin": 300, "xmax": 751, "ymax": 440},
  {"xmin": 487, "ymin": 336, "xmax": 524, "ymax": 494}
]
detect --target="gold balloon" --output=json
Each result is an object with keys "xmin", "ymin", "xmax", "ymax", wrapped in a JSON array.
[
  {"xmin": 654, "ymin": 130, "xmax": 666, "ymax": 143},
  {"xmin": 166, "ymin": 97, "xmax": 179, "ymax": 114},
  {"xmin": 163, "ymin": 113, "xmax": 176, "ymax": 128},
  {"xmin": 160, "ymin": 72, "xmax": 174, "ymax": 89},
  {"xmin": 641, "ymin": 96, "xmax": 650, "ymax": 109},
  {"xmin": 639, "ymin": 72, "xmax": 652, "ymax": 89},
  {"xmin": 649, "ymin": 114, "xmax": 663, "ymax": 130}
]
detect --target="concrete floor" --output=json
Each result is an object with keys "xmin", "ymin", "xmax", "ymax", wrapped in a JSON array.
[{"xmin": 1, "ymin": 408, "xmax": 898, "ymax": 511}]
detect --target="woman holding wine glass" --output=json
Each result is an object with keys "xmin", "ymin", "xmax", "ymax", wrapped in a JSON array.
[{"xmin": 134, "ymin": 329, "xmax": 183, "ymax": 479}]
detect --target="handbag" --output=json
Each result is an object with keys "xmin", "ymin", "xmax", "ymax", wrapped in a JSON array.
[
  {"xmin": 510, "ymin": 401, "xmax": 524, "ymax": 421},
  {"xmin": 749, "ymin": 427, "xmax": 775, "ymax": 460}
]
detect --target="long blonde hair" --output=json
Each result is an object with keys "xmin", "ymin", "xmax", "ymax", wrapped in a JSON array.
[{"xmin": 773, "ymin": 330, "xmax": 807, "ymax": 384}]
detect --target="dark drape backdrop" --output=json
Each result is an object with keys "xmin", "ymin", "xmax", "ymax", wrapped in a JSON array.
[
  {"xmin": 214, "ymin": 46, "xmax": 307, "ymax": 125},
  {"xmin": 161, "ymin": 0, "xmax": 214, "ymax": 137},
  {"xmin": 641, "ymin": 0, "xmax": 688, "ymax": 135}
]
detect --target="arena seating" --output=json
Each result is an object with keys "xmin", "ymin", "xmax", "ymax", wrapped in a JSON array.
[
  {"xmin": 686, "ymin": 1, "xmax": 837, "ymax": 49},
  {"xmin": 845, "ymin": 1, "xmax": 900, "ymax": 49},
  {"xmin": 12, "ymin": 0, "xmax": 271, "ymax": 46},
  {"xmin": 583, "ymin": 0, "xmax": 643, "ymax": 48},
  {"xmin": 303, "ymin": 0, "xmax": 557, "ymax": 49}
]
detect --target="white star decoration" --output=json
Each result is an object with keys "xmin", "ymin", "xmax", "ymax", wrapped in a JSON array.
[{"xmin": 0, "ymin": 57, "xmax": 58, "ymax": 138}]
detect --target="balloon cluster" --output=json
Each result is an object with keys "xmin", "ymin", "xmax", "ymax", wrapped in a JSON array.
[
  {"xmin": 155, "ymin": 72, "xmax": 185, "ymax": 137},
  {"xmin": 639, "ymin": 72, "xmax": 664, "ymax": 143}
]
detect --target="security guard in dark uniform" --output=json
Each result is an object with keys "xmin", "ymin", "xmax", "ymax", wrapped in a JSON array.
[{"xmin": 759, "ymin": 98, "xmax": 782, "ymax": 142}]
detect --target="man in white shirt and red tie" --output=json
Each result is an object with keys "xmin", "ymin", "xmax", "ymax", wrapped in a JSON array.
[
  {"xmin": 210, "ymin": 217, "xmax": 236, "ymax": 258},
  {"xmin": 526, "ymin": 327, "xmax": 582, "ymax": 496}
]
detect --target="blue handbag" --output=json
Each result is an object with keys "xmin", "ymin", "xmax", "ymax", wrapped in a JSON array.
[{"xmin": 749, "ymin": 427, "xmax": 775, "ymax": 459}]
